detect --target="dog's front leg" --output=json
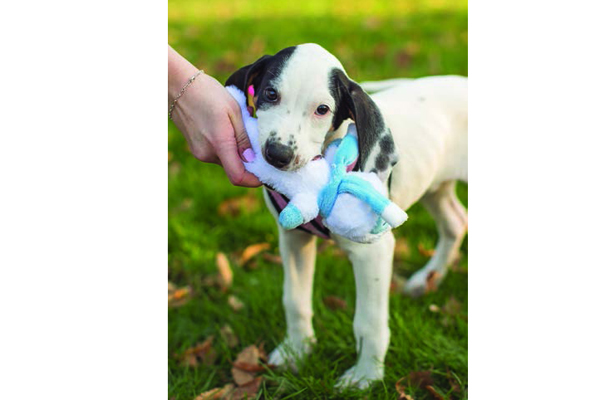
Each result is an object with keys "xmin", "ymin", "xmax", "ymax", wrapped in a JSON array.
[
  {"xmin": 268, "ymin": 226, "xmax": 317, "ymax": 371},
  {"xmin": 334, "ymin": 231, "xmax": 395, "ymax": 389}
]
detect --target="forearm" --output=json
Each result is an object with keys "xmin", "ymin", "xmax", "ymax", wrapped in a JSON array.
[
  {"xmin": 168, "ymin": 45, "xmax": 199, "ymax": 105},
  {"xmin": 167, "ymin": 45, "xmax": 260, "ymax": 187}
]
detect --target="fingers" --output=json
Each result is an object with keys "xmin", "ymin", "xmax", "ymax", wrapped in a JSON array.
[
  {"xmin": 228, "ymin": 99, "xmax": 256, "ymax": 163},
  {"xmin": 216, "ymin": 138, "xmax": 262, "ymax": 188},
  {"xmin": 217, "ymin": 99, "xmax": 260, "ymax": 187}
]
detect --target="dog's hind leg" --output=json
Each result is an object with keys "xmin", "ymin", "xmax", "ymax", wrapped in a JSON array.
[
  {"xmin": 334, "ymin": 231, "xmax": 395, "ymax": 389},
  {"xmin": 268, "ymin": 227, "xmax": 317, "ymax": 371},
  {"xmin": 404, "ymin": 180, "xmax": 467, "ymax": 297}
]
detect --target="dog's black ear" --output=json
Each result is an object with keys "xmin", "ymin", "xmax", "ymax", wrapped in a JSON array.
[
  {"xmin": 330, "ymin": 68, "xmax": 397, "ymax": 176},
  {"xmin": 225, "ymin": 55, "xmax": 273, "ymax": 94}
]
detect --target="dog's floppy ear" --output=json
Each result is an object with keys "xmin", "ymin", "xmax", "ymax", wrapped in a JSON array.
[
  {"xmin": 330, "ymin": 68, "xmax": 397, "ymax": 176},
  {"xmin": 225, "ymin": 55, "xmax": 273, "ymax": 94}
]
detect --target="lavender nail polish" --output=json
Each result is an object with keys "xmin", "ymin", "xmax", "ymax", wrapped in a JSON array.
[{"xmin": 242, "ymin": 148, "xmax": 255, "ymax": 162}]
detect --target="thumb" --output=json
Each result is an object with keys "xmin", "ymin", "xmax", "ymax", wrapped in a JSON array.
[{"xmin": 229, "ymin": 102, "xmax": 255, "ymax": 163}]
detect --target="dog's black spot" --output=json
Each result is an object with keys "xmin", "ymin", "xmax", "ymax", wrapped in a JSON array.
[
  {"xmin": 303, "ymin": 111, "xmax": 307, "ymax": 117},
  {"xmin": 269, "ymin": 131, "xmax": 276, "ymax": 137},
  {"xmin": 329, "ymin": 68, "xmax": 387, "ymax": 171},
  {"xmin": 358, "ymin": 336, "xmax": 364, "ymax": 358},
  {"xmin": 253, "ymin": 47, "xmax": 297, "ymax": 110},
  {"xmin": 375, "ymin": 153, "xmax": 388, "ymax": 171},
  {"xmin": 225, "ymin": 46, "xmax": 297, "ymax": 111},
  {"xmin": 370, "ymin": 168, "xmax": 377, "ymax": 173},
  {"xmin": 287, "ymin": 110, "xmax": 291, "ymax": 114},
  {"xmin": 379, "ymin": 132, "xmax": 394, "ymax": 154}
]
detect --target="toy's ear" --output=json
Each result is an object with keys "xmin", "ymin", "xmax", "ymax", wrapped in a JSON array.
[
  {"xmin": 330, "ymin": 68, "xmax": 397, "ymax": 175},
  {"xmin": 225, "ymin": 55, "xmax": 273, "ymax": 95}
]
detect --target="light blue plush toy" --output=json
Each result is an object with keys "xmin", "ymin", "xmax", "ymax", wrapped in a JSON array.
[
  {"xmin": 227, "ymin": 85, "xmax": 408, "ymax": 243},
  {"xmin": 279, "ymin": 124, "xmax": 408, "ymax": 242}
]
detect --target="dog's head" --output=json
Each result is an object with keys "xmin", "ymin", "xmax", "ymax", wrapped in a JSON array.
[{"xmin": 226, "ymin": 43, "xmax": 396, "ymax": 175}]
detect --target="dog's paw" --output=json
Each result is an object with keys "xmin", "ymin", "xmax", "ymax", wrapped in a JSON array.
[
  {"xmin": 403, "ymin": 270, "xmax": 428, "ymax": 297},
  {"xmin": 268, "ymin": 337, "xmax": 314, "ymax": 372},
  {"xmin": 335, "ymin": 365, "xmax": 383, "ymax": 390}
]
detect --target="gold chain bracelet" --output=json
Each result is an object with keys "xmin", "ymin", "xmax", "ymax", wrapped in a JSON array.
[{"xmin": 168, "ymin": 70, "xmax": 204, "ymax": 120}]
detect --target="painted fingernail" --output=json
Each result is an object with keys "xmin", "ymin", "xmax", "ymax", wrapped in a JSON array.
[{"xmin": 242, "ymin": 148, "xmax": 255, "ymax": 162}]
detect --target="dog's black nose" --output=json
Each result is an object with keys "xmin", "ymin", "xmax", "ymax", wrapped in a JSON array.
[{"xmin": 265, "ymin": 141, "xmax": 294, "ymax": 169}]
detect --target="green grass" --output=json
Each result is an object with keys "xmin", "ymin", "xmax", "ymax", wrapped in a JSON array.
[{"xmin": 169, "ymin": 1, "xmax": 467, "ymax": 398}]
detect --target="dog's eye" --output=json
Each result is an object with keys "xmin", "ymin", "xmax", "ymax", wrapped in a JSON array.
[
  {"xmin": 264, "ymin": 88, "xmax": 278, "ymax": 102},
  {"xmin": 315, "ymin": 105, "xmax": 330, "ymax": 115}
]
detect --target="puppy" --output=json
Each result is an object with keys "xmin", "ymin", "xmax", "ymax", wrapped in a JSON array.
[{"xmin": 226, "ymin": 43, "xmax": 467, "ymax": 389}]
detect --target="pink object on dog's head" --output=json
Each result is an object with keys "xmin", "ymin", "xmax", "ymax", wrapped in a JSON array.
[{"xmin": 248, "ymin": 85, "xmax": 255, "ymax": 97}]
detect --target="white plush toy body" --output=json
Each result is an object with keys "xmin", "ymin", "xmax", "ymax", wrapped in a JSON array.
[{"xmin": 226, "ymin": 85, "xmax": 408, "ymax": 243}]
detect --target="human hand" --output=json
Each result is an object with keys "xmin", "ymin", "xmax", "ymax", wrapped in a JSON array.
[{"xmin": 168, "ymin": 47, "xmax": 261, "ymax": 187}]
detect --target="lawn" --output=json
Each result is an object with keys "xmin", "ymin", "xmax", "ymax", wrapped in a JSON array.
[{"xmin": 168, "ymin": 1, "xmax": 468, "ymax": 398}]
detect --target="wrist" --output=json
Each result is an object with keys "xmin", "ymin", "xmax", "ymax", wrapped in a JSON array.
[{"xmin": 168, "ymin": 46, "xmax": 200, "ymax": 104}]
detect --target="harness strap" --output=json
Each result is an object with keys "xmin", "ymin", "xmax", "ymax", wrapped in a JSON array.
[{"xmin": 266, "ymin": 189, "xmax": 331, "ymax": 239}]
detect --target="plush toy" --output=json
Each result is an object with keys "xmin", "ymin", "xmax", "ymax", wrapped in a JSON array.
[{"xmin": 226, "ymin": 85, "xmax": 408, "ymax": 243}]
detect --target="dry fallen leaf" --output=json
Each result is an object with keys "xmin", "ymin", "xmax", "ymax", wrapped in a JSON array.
[
  {"xmin": 216, "ymin": 253, "xmax": 233, "ymax": 291},
  {"xmin": 262, "ymin": 252, "xmax": 282, "ymax": 265},
  {"xmin": 195, "ymin": 344, "xmax": 265, "ymax": 400},
  {"xmin": 425, "ymin": 385, "xmax": 445, "ymax": 400},
  {"xmin": 429, "ymin": 304, "xmax": 441, "ymax": 313},
  {"xmin": 227, "ymin": 295, "xmax": 244, "ymax": 312},
  {"xmin": 407, "ymin": 370, "xmax": 434, "ymax": 389},
  {"xmin": 229, "ymin": 376, "xmax": 262, "ymax": 400},
  {"xmin": 446, "ymin": 367, "xmax": 462, "ymax": 393},
  {"xmin": 168, "ymin": 282, "xmax": 192, "ymax": 308},
  {"xmin": 180, "ymin": 336, "xmax": 216, "ymax": 367},
  {"xmin": 240, "ymin": 243, "xmax": 270, "ymax": 266},
  {"xmin": 394, "ymin": 237, "xmax": 411, "ymax": 258},
  {"xmin": 231, "ymin": 366, "xmax": 255, "ymax": 387},
  {"xmin": 231, "ymin": 345, "xmax": 263, "ymax": 386},
  {"xmin": 218, "ymin": 194, "xmax": 259, "ymax": 217},
  {"xmin": 220, "ymin": 325, "xmax": 239, "ymax": 348},
  {"xmin": 418, "ymin": 243, "xmax": 435, "ymax": 258},
  {"xmin": 194, "ymin": 384, "xmax": 234, "ymax": 400},
  {"xmin": 395, "ymin": 378, "xmax": 414, "ymax": 400},
  {"xmin": 323, "ymin": 295, "xmax": 347, "ymax": 311},
  {"xmin": 257, "ymin": 342, "xmax": 269, "ymax": 362},
  {"xmin": 234, "ymin": 345, "xmax": 262, "ymax": 365}
]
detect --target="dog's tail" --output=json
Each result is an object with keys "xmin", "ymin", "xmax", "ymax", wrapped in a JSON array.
[{"xmin": 359, "ymin": 78, "xmax": 413, "ymax": 94}]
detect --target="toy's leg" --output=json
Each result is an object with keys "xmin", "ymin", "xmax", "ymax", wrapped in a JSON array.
[
  {"xmin": 268, "ymin": 226, "xmax": 318, "ymax": 371},
  {"xmin": 278, "ymin": 192, "xmax": 320, "ymax": 230},
  {"xmin": 404, "ymin": 180, "xmax": 468, "ymax": 297},
  {"xmin": 334, "ymin": 232, "xmax": 395, "ymax": 389}
]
